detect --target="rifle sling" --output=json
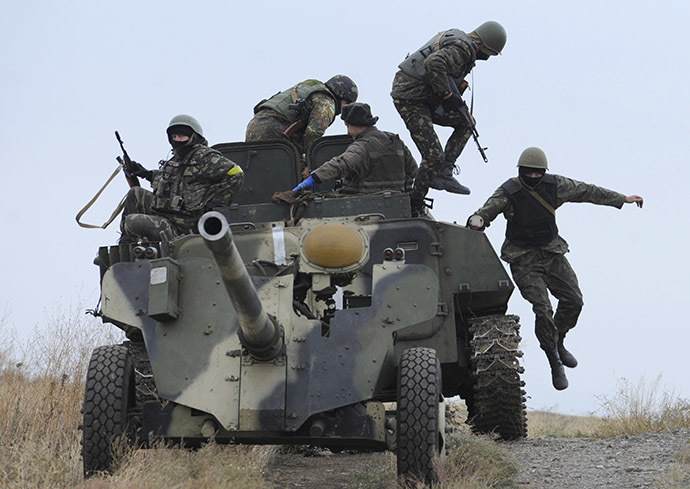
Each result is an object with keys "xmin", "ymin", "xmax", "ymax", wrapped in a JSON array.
[
  {"xmin": 75, "ymin": 164, "xmax": 127, "ymax": 229},
  {"xmin": 512, "ymin": 177, "xmax": 556, "ymax": 217}
]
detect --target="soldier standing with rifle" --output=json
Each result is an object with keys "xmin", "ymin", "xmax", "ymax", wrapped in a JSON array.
[
  {"xmin": 245, "ymin": 75, "xmax": 358, "ymax": 159},
  {"xmin": 466, "ymin": 147, "xmax": 644, "ymax": 390},
  {"xmin": 118, "ymin": 114, "xmax": 244, "ymax": 244},
  {"xmin": 391, "ymin": 22, "xmax": 507, "ymax": 215}
]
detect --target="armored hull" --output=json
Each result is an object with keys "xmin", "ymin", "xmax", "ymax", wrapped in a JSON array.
[{"xmin": 82, "ymin": 137, "xmax": 527, "ymax": 482}]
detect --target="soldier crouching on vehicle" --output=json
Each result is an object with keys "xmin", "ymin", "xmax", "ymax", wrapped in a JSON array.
[
  {"xmin": 119, "ymin": 114, "xmax": 244, "ymax": 244},
  {"xmin": 293, "ymin": 102, "xmax": 418, "ymax": 194},
  {"xmin": 466, "ymin": 147, "xmax": 643, "ymax": 390},
  {"xmin": 246, "ymin": 75, "xmax": 358, "ymax": 158}
]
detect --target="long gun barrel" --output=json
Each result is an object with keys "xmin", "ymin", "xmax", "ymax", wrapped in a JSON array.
[{"xmin": 199, "ymin": 211, "xmax": 283, "ymax": 361}]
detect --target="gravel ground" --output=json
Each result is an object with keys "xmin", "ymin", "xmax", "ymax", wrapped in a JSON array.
[
  {"xmin": 506, "ymin": 429, "xmax": 690, "ymax": 489},
  {"xmin": 267, "ymin": 429, "xmax": 689, "ymax": 488}
]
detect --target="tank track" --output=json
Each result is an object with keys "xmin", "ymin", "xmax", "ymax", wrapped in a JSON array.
[{"xmin": 466, "ymin": 314, "xmax": 527, "ymax": 440}]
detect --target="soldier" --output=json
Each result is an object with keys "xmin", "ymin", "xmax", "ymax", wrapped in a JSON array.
[
  {"xmin": 293, "ymin": 102, "xmax": 417, "ymax": 194},
  {"xmin": 466, "ymin": 147, "xmax": 644, "ymax": 390},
  {"xmin": 391, "ymin": 22, "xmax": 507, "ymax": 215},
  {"xmin": 119, "ymin": 114, "xmax": 244, "ymax": 244},
  {"xmin": 246, "ymin": 75, "xmax": 358, "ymax": 157}
]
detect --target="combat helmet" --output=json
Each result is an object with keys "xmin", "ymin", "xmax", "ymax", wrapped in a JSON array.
[
  {"xmin": 325, "ymin": 75, "xmax": 359, "ymax": 104},
  {"xmin": 167, "ymin": 114, "xmax": 204, "ymax": 137},
  {"xmin": 470, "ymin": 21, "xmax": 507, "ymax": 56},
  {"xmin": 517, "ymin": 147, "xmax": 548, "ymax": 170}
]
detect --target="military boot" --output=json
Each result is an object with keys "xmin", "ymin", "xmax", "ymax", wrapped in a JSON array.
[
  {"xmin": 545, "ymin": 349, "xmax": 569, "ymax": 391},
  {"xmin": 557, "ymin": 334, "xmax": 578, "ymax": 368},
  {"xmin": 429, "ymin": 161, "xmax": 470, "ymax": 195}
]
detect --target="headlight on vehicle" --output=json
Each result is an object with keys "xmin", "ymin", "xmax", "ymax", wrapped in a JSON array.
[{"xmin": 301, "ymin": 223, "xmax": 368, "ymax": 271}]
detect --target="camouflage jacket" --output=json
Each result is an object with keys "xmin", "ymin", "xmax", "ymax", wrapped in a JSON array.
[
  {"xmin": 301, "ymin": 92, "xmax": 338, "ymax": 152},
  {"xmin": 473, "ymin": 174, "xmax": 627, "ymax": 263},
  {"xmin": 390, "ymin": 38, "xmax": 477, "ymax": 104},
  {"xmin": 312, "ymin": 126, "xmax": 418, "ymax": 193},
  {"xmin": 150, "ymin": 142, "xmax": 244, "ymax": 221}
]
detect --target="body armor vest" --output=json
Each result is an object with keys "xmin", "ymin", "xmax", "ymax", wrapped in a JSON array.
[
  {"xmin": 152, "ymin": 146, "xmax": 221, "ymax": 216},
  {"xmin": 257, "ymin": 80, "xmax": 331, "ymax": 122},
  {"xmin": 398, "ymin": 29, "xmax": 476, "ymax": 80},
  {"xmin": 501, "ymin": 174, "xmax": 559, "ymax": 246},
  {"xmin": 341, "ymin": 131, "xmax": 407, "ymax": 194}
]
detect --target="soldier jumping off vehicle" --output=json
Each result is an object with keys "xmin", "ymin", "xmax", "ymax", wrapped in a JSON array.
[
  {"xmin": 293, "ymin": 102, "xmax": 418, "ymax": 194},
  {"xmin": 119, "ymin": 114, "xmax": 244, "ymax": 244},
  {"xmin": 466, "ymin": 147, "xmax": 644, "ymax": 390},
  {"xmin": 246, "ymin": 75, "xmax": 358, "ymax": 158},
  {"xmin": 391, "ymin": 21, "xmax": 507, "ymax": 215}
]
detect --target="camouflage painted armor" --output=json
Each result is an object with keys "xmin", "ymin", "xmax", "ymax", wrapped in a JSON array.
[
  {"xmin": 312, "ymin": 126, "xmax": 417, "ymax": 194},
  {"xmin": 391, "ymin": 32, "xmax": 478, "ymax": 201},
  {"xmin": 472, "ymin": 174, "xmax": 627, "ymax": 352},
  {"xmin": 246, "ymin": 80, "xmax": 337, "ymax": 155},
  {"xmin": 120, "ymin": 141, "xmax": 244, "ymax": 242}
]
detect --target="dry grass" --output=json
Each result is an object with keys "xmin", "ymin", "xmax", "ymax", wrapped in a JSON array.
[
  {"xmin": 0, "ymin": 301, "xmax": 120, "ymax": 489},
  {"xmin": 595, "ymin": 375, "xmax": 690, "ymax": 437},
  {"xmin": 526, "ymin": 409, "xmax": 602, "ymax": 438},
  {"xmin": 85, "ymin": 442, "xmax": 275, "ymax": 489}
]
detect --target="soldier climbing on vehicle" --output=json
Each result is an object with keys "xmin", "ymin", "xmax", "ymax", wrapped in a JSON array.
[{"xmin": 246, "ymin": 75, "xmax": 358, "ymax": 161}]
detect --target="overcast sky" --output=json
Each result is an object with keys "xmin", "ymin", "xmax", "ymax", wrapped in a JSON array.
[{"xmin": 2, "ymin": 1, "xmax": 688, "ymax": 415}]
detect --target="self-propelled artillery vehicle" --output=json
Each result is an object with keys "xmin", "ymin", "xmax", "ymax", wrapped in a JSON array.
[{"xmin": 82, "ymin": 136, "xmax": 527, "ymax": 483}]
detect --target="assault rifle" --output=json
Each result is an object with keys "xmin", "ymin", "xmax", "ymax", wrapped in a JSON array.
[
  {"xmin": 283, "ymin": 98, "xmax": 308, "ymax": 137},
  {"xmin": 115, "ymin": 131, "xmax": 140, "ymax": 187},
  {"xmin": 434, "ymin": 76, "xmax": 489, "ymax": 163}
]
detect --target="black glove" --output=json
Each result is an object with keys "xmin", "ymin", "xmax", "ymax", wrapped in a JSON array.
[
  {"xmin": 130, "ymin": 161, "xmax": 153, "ymax": 181},
  {"xmin": 442, "ymin": 94, "xmax": 463, "ymax": 113}
]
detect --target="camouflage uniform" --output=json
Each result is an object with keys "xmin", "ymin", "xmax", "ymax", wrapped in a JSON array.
[
  {"xmin": 120, "ymin": 137, "xmax": 244, "ymax": 242},
  {"xmin": 391, "ymin": 34, "xmax": 478, "ymax": 202},
  {"xmin": 246, "ymin": 84, "xmax": 337, "ymax": 156},
  {"xmin": 472, "ymin": 175, "xmax": 627, "ymax": 353},
  {"xmin": 312, "ymin": 126, "xmax": 418, "ymax": 194}
]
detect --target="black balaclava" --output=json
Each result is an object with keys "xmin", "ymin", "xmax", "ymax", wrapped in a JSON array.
[
  {"xmin": 518, "ymin": 166, "xmax": 546, "ymax": 188},
  {"xmin": 168, "ymin": 125, "xmax": 196, "ymax": 158}
]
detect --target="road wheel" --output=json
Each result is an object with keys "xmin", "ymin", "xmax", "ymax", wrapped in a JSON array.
[
  {"xmin": 81, "ymin": 344, "xmax": 135, "ymax": 476},
  {"xmin": 396, "ymin": 347, "xmax": 445, "ymax": 484}
]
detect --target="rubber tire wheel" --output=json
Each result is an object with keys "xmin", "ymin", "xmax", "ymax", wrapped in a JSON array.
[
  {"xmin": 396, "ymin": 347, "xmax": 444, "ymax": 484},
  {"xmin": 82, "ymin": 344, "xmax": 135, "ymax": 477}
]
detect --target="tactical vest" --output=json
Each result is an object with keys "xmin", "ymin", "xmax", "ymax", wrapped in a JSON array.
[
  {"xmin": 398, "ymin": 29, "xmax": 476, "ymax": 80},
  {"xmin": 152, "ymin": 146, "xmax": 224, "ymax": 216},
  {"xmin": 257, "ymin": 79, "xmax": 331, "ymax": 122},
  {"xmin": 341, "ymin": 131, "xmax": 408, "ymax": 194},
  {"xmin": 501, "ymin": 174, "xmax": 559, "ymax": 246}
]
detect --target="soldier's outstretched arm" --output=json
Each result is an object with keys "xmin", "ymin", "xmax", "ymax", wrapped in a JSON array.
[
  {"xmin": 625, "ymin": 195, "xmax": 644, "ymax": 208},
  {"xmin": 467, "ymin": 187, "xmax": 510, "ymax": 230}
]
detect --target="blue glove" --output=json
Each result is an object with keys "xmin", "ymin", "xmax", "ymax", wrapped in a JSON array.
[{"xmin": 293, "ymin": 175, "xmax": 316, "ymax": 191}]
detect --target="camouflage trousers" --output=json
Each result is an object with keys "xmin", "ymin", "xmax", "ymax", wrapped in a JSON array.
[
  {"xmin": 119, "ymin": 187, "xmax": 192, "ymax": 243},
  {"xmin": 509, "ymin": 249, "xmax": 584, "ymax": 353},
  {"xmin": 393, "ymin": 99, "xmax": 472, "ymax": 201},
  {"xmin": 246, "ymin": 112, "xmax": 307, "ymax": 155}
]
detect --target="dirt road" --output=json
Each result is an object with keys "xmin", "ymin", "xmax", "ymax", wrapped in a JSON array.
[{"xmin": 267, "ymin": 429, "xmax": 689, "ymax": 488}]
